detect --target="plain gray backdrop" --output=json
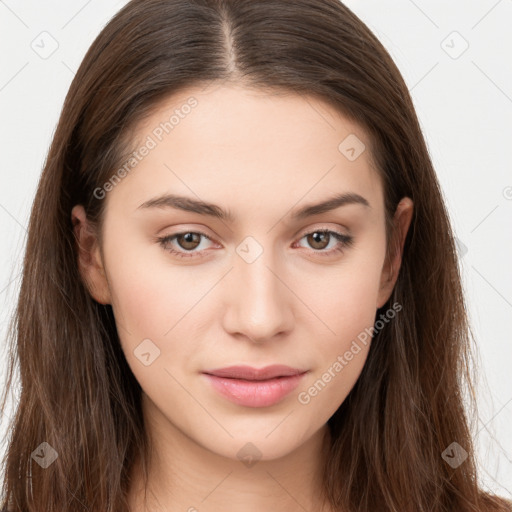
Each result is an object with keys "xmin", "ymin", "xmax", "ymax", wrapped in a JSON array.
[{"xmin": 0, "ymin": 0, "xmax": 511, "ymax": 499}]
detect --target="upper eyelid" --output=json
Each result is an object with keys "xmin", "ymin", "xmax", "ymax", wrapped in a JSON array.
[
  {"xmin": 161, "ymin": 225, "xmax": 349, "ymax": 247},
  {"xmin": 298, "ymin": 225, "xmax": 348, "ymax": 236},
  {"xmin": 162, "ymin": 223, "xmax": 349, "ymax": 238}
]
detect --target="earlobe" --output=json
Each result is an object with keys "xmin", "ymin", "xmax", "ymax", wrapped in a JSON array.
[
  {"xmin": 376, "ymin": 197, "xmax": 414, "ymax": 309},
  {"xmin": 71, "ymin": 205, "xmax": 111, "ymax": 305}
]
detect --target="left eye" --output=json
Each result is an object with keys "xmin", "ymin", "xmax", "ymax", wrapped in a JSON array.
[
  {"xmin": 294, "ymin": 229, "xmax": 354, "ymax": 256},
  {"xmin": 157, "ymin": 229, "xmax": 354, "ymax": 259}
]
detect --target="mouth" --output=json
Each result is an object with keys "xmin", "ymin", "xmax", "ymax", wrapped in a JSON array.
[
  {"xmin": 202, "ymin": 364, "xmax": 307, "ymax": 380},
  {"xmin": 201, "ymin": 365, "xmax": 309, "ymax": 407}
]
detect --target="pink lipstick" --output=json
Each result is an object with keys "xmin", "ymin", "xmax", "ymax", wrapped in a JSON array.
[{"xmin": 202, "ymin": 365, "xmax": 308, "ymax": 408}]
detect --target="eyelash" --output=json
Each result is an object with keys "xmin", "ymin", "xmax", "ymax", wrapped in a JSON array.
[{"xmin": 156, "ymin": 228, "xmax": 354, "ymax": 260}]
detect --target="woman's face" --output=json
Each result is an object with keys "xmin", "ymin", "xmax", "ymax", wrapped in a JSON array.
[{"xmin": 74, "ymin": 83, "xmax": 411, "ymax": 462}]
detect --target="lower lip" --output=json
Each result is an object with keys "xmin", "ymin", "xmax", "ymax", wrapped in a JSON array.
[{"xmin": 202, "ymin": 372, "xmax": 307, "ymax": 408}]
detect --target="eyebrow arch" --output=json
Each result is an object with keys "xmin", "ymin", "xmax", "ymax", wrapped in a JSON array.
[{"xmin": 136, "ymin": 192, "xmax": 371, "ymax": 222}]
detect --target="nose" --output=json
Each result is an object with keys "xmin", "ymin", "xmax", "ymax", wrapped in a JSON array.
[{"xmin": 221, "ymin": 243, "xmax": 294, "ymax": 344}]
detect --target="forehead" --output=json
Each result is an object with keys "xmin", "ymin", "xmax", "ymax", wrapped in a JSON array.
[{"xmin": 105, "ymin": 83, "xmax": 384, "ymax": 222}]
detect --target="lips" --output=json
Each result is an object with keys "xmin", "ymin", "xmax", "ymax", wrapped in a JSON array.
[
  {"xmin": 202, "ymin": 364, "xmax": 306, "ymax": 381},
  {"xmin": 201, "ymin": 365, "xmax": 309, "ymax": 407}
]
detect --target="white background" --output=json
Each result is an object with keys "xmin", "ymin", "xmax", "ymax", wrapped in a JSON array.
[{"xmin": 0, "ymin": 0, "xmax": 511, "ymax": 499}]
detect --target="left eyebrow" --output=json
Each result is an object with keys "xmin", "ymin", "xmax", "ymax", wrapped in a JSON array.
[
  {"xmin": 136, "ymin": 192, "xmax": 371, "ymax": 222},
  {"xmin": 290, "ymin": 192, "xmax": 371, "ymax": 220}
]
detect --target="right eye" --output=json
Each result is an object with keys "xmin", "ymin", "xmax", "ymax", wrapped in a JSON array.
[{"xmin": 156, "ymin": 231, "xmax": 216, "ymax": 259}]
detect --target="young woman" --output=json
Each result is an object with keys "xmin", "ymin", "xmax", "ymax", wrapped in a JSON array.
[{"xmin": 1, "ymin": 0, "xmax": 510, "ymax": 511}]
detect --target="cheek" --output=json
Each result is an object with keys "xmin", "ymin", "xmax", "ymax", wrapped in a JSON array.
[
  {"xmin": 310, "ymin": 268, "xmax": 378, "ymax": 373},
  {"xmin": 305, "ymin": 247, "xmax": 384, "ymax": 337},
  {"xmin": 103, "ymin": 251, "xmax": 211, "ymax": 401},
  {"xmin": 295, "ymin": 278, "xmax": 377, "ymax": 416},
  {"xmin": 102, "ymin": 231, "xmax": 209, "ymax": 360},
  {"xmin": 108, "ymin": 259, "xmax": 179, "ymax": 335},
  {"xmin": 295, "ymin": 246, "xmax": 384, "ymax": 409}
]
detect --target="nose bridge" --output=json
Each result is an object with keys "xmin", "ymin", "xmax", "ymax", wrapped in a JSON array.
[{"xmin": 223, "ymin": 234, "xmax": 293, "ymax": 342}]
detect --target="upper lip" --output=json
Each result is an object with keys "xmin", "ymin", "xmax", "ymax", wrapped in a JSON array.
[{"xmin": 203, "ymin": 365, "xmax": 307, "ymax": 381}]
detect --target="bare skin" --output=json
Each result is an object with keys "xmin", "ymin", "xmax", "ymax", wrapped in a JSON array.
[{"xmin": 72, "ymin": 83, "xmax": 413, "ymax": 512}]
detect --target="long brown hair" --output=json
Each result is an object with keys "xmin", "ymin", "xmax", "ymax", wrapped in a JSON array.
[{"xmin": 1, "ymin": 1, "xmax": 510, "ymax": 511}]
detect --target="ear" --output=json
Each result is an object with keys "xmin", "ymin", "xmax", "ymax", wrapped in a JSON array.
[
  {"xmin": 376, "ymin": 197, "xmax": 414, "ymax": 309},
  {"xmin": 71, "ymin": 205, "xmax": 111, "ymax": 305}
]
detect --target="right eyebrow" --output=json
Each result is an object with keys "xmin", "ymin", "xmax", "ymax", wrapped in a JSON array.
[{"xmin": 136, "ymin": 194, "xmax": 236, "ymax": 222}]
